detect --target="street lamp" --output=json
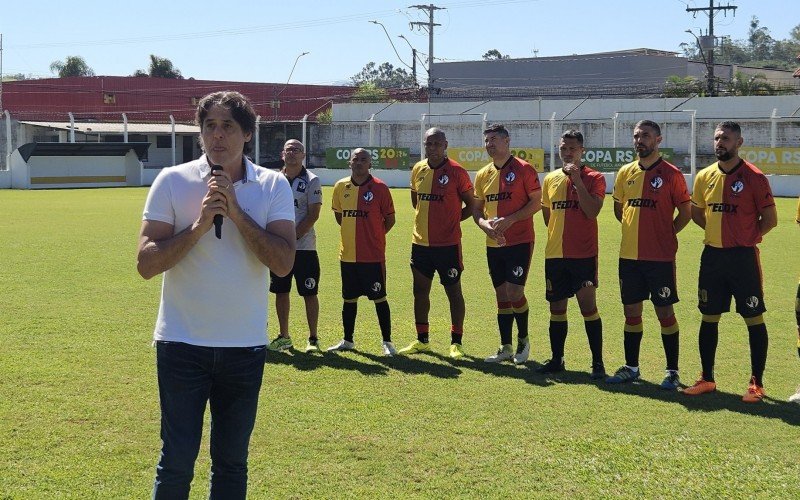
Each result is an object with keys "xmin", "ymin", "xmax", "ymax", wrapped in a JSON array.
[{"xmin": 273, "ymin": 51, "xmax": 309, "ymax": 120}]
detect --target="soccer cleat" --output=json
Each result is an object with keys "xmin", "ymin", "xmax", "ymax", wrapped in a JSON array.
[
  {"xmin": 681, "ymin": 376, "xmax": 716, "ymax": 395},
  {"xmin": 590, "ymin": 362, "xmax": 607, "ymax": 380},
  {"xmin": 267, "ymin": 335, "xmax": 293, "ymax": 352},
  {"xmin": 449, "ymin": 343, "xmax": 465, "ymax": 359},
  {"xmin": 536, "ymin": 357, "xmax": 565, "ymax": 374},
  {"xmin": 382, "ymin": 341, "xmax": 397, "ymax": 357},
  {"xmin": 605, "ymin": 366, "xmax": 640, "ymax": 384},
  {"xmin": 484, "ymin": 344, "xmax": 514, "ymax": 363},
  {"xmin": 326, "ymin": 339, "xmax": 355, "ymax": 352},
  {"xmin": 304, "ymin": 340, "xmax": 322, "ymax": 354},
  {"xmin": 660, "ymin": 370, "xmax": 681, "ymax": 390},
  {"xmin": 742, "ymin": 376, "xmax": 765, "ymax": 403},
  {"xmin": 398, "ymin": 340, "xmax": 431, "ymax": 355},
  {"xmin": 513, "ymin": 337, "xmax": 530, "ymax": 365},
  {"xmin": 788, "ymin": 386, "xmax": 800, "ymax": 403}
]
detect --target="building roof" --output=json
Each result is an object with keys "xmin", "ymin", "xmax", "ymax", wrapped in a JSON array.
[
  {"xmin": 20, "ymin": 121, "xmax": 200, "ymax": 134},
  {"xmin": 17, "ymin": 142, "xmax": 151, "ymax": 162}
]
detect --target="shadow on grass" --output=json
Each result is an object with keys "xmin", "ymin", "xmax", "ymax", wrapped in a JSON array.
[
  {"xmin": 539, "ymin": 367, "xmax": 800, "ymax": 426},
  {"xmin": 266, "ymin": 348, "xmax": 389, "ymax": 376},
  {"xmin": 356, "ymin": 351, "xmax": 462, "ymax": 379}
]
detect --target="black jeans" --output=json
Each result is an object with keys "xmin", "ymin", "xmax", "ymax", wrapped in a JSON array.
[{"xmin": 152, "ymin": 341, "xmax": 266, "ymax": 500}]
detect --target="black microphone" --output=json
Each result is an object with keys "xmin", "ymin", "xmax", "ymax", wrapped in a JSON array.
[{"xmin": 210, "ymin": 164, "xmax": 223, "ymax": 239}]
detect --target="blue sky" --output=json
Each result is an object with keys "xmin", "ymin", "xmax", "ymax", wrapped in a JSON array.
[{"xmin": 2, "ymin": 0, "xmax": 798, "ymax": 85}]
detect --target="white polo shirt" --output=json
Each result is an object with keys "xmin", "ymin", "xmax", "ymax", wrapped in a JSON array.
[{"xmin": 143, "ymin": 155, "xmax": 294, "ymax": 347}]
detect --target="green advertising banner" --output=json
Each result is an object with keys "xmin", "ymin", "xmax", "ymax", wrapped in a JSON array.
[
  {"xmin": 581, "ymin": 148, "xmax": 674, "ymax": 172},
  {"xmin": 740, "ymin": 147, "xmax": 800, "ymax": 175},
  {"xmin": 448, "ymin": 147, "xmax": 545, "ymax": 171},
  {"xmin": 325, "ymin": 147, "xmax": 411, "ymax": 170}
]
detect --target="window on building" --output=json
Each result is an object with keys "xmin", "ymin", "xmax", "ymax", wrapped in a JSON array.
[{"xmin": 156, "ymin": 136, "xmax": 173, "ymax": 148}]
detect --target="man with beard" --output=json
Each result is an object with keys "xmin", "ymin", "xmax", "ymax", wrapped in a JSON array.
[
  {"xmin": 606, "ymin": 120, "xmax": 691, "ymax": 390},
  {"xmin": 683, "ymin": 121, "xmax": 777, "ymax": 403}
]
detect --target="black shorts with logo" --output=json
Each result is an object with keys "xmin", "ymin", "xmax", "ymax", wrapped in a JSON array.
[
  {"xmin": 698, "ymin": 245, "xmax": 765, "ymax": 317},
  {"xmin": 269, "ymin": 250, "xmax": 320, "ymax": 296},
  {"xmin": 410, "ymin": 243, "xmax": 463, "ymax": 286},
  {"xmin": 341, "ymin": 261, "xmax": 387, "ymax": 301},
  {"xmin": 545, "ymin": 256, "xmax": 598, "ymax": 302},
  {"xmin": 486, "ymin": 242, "xmax": 533, "ymax": 288},
  {"xmin": 618, "ymin": 258, "xmax": 679, "ymax": 307}
]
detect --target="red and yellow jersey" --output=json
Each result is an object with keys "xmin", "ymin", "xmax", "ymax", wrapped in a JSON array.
[
  {"xmin": 613, "ymin": 158, "xmax": 690, "ymax": 261},
  {"xmin": 542, "ymin": 166, "xmax": 606, "ymax": 259},
  {"xmin": 691, "ymin": 159, "xmax": 775, "ymax": 248},
  {"xmin": 474, "ymin": 156, "xmax": 541, "ymax": 247},
  {"xmin": 796, "ymin": 195, "xmax": 800, "ymax": 224},
  {"xmin": 332, "ymin": 175, "xmax": 395, "ymax": 263},
  {"xmin": 410, "ymin": 157, "xmax": 473, "ymax": 246}
]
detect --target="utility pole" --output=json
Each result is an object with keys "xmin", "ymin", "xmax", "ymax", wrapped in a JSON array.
[
  {"xmin": 409, "ymin": 4, "xmax": 443, "ymax": 93},
  {"xmin": 686, "ymin": 0, "xmax": 737, "ymax": 96}
]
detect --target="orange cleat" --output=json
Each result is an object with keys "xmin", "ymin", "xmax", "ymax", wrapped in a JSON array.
[
  {"xmin": 681, "ymin": 376, "xmax": 717, "ymax": 396},
  {"xmin": 742, "ymin": 377, "xmax": 765, "ymax": 403}
]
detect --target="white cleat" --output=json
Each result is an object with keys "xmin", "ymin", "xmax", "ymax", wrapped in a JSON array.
[
  {"xmin": 484, "ymin": 345, "xmax": 514, "ymax": 363},
  {"xmin": 382, "ymin": 341, "xmax": 397, "ymax": 357},
  {"xmin": 513, "ymin": 337, "xmax": 530, "ymax": 365},
  {"xmin": 326, "ymin": 339, "xmax": 355, "ymax": 352}
]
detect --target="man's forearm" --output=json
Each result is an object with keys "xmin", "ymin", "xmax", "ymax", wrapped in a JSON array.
[{"xmin": 137, "ymin": 223, "xmax": 205, "ymax": 280}]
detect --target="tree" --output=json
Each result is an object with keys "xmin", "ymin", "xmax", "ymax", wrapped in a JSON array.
[
  {"xmin": 352, "ymin": 82, "xmax": 389, "ymax": 103},
  {"xmin": 482, "ymin": 49, "xmax": 509, "ymax": 60},
  {"xmin": 726, "ymin": 71, "xmax": 776, "ymax": 96},
  {"xmin": 133, "ymin": 55, "xmax": 183, "ymax": 79},
  {"xmin": 748, "ymin": 16, "xmax": 774, "ymax": 62},
  {"xmin": 663, "ymin": 75, "xmax": 704, "ymax": 97},
  {"xmin": 351, "ymin": 62, "xmax": 415, "ymax": 88},
  {"xmin": 49, "ymin": 56, "xmax": 95, "ymax": 77}
]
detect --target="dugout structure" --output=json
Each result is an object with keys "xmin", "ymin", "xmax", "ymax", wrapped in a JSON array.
[{"xmin": 9, "ymin": 142, "xmax": 150, "ymax": 189}]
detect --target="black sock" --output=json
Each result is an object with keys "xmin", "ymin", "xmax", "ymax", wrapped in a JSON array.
[
  {"xmin": 661, "ymin": 332, "xmax": 679, "ymax": 372},
  {"xmin": 514, "ymin": 309, "xmax": 529, "ymax": 342},
  {"xmin": 584, "ymin": 318, "xmax": 603, "ymax": 365},
  {"xmin": 375, "ymin": 300, "xmax": 391, "ymax": 342},
  {"xmin": 698, "ymin": 320, "xmax": 719, "ymax": 382},
  {"xmin": 549, "ymin": 319, "xmax": 568, "ymax": 359},
  {"xmin": 747, "ymin": 322, "xmax": 768, "ymax": 387},
  {"xmin": 623, "ymin": 331, "xmax": 643, "ymax": 368},
  {"xmin": 308, "ymin": 336, "xmax": 318, "ymax": 345},
  {"xmin": 342, "ymin": 302, "xmax": 357, "ymax": 343},
  {"xmin": 498, "ymin": 308, "xmax": 514, "ymax": 346}
]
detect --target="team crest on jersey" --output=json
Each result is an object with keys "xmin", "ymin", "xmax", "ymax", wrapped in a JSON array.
[
  {"xmin": 304, "ymin": 278, "xmax": 316, "ymax": 289},
  {"xmin": 658, "ymin": 287, "xmax": 672, "ymax": 299},
  {"xmin": 296, "ymin": 180, "xmax": 307, "ymax": 193},
  {"xmin": 731, "ymin": 180, "xmax": 744, "ymax": 193},
  {"xmin": 745, "ymin": 296, "xmax": 759, "ymax": 309},
  {"xmin": 371, "ymin": 282, "xmax": 382, "ymax": 292},
  {"xmin": 438, "ymin": 174, "xmax": 450, "ymax": 186},
  {"xmin": 650, "ymin": 176, "xmax": 663, "ymax": 189},
  {"xmin": 363, "ymin": 191, "xmax": 374, "ymax": 202},
  {"xmin": 504, "ymin": 171, "xmax": 516, "ymax": 183},
  {"xmin": 512, "ymin": 266, "xmax": 524, "ymax": 278}
]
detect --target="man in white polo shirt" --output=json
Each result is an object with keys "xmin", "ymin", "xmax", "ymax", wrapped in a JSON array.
[{"xmin": 137, "ymin": 91, "xmax": 295, "ymax": 499}]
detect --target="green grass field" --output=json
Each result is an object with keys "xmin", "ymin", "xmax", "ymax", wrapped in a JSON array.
[{"xmin": 1, "ymin": 187, "xmax": 799, "ymax": 498}]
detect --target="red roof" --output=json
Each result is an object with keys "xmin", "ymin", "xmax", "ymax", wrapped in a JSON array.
[{"xmin": 3, "ymin": 76, "xmax": 357, "ymax": 123}]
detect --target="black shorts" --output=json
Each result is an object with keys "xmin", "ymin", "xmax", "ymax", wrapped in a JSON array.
[
  {"xmin": 269, "ymin": 250, "xmax": 320, "ymax": 296},
  {"xmin": 619, "ymin": 258, "xmax": 679, "ymax": 307},
  {"xmin": 698, "ymin": 245, "xmax": 766, "ymax": 317},
  {"xmin": 545, "ymin": 257, "xmax": 598, "ymax": 302},
  {"xmin": 341, "ymin": 261, "xmax": 387, "ymax": 301},
  {"xmin": 486, "ymin": 242, "xmax": 533, "ymax": 288},
  {"xmin": 410, "ymin": 243, "xmax": 463, "ymax": 286}
]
